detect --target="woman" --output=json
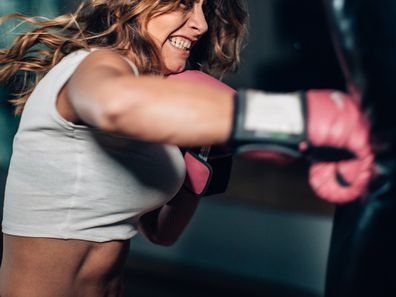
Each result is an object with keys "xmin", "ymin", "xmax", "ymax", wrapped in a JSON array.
[{"xmin": 0, "ymin": 0, "xmax": 247, "ymax": 296}]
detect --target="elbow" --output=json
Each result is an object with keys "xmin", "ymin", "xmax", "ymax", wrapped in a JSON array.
[
  {"xmin": 154, "ymin": 240, "xmax": 177, "ymax": 247},
  {"xmin": 138, "ymin": 221, "xmax": 179, "ymax": 246},
  {"xmin": 98, "ymin": 100, "xmax": 127, "ymax": 132},
  {"xmin": 147, "ymin": 234, "xmax": 179, "ymax": 247},
  {"xmin": 95, "ymin": 78, "xmax": 140, "ymax": 133}
]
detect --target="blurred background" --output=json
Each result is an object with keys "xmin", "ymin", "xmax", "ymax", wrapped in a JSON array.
[{"xmin": 0, "ymin": 1, "xmax": 346, "ymax": 296}]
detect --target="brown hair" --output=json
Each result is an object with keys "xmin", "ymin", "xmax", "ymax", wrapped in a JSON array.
[{"xmin": 0, "ymin": 0, "xmax": 248, "ymax": 114}]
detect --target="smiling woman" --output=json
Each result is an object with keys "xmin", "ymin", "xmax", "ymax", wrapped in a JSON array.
[
  {"xmin": 0, "ymin": 0, "xmax": 247, "ymax": 296},
  {"xmin": 147, "ymin": 0, "xmax": 209, "ymax": 73}
]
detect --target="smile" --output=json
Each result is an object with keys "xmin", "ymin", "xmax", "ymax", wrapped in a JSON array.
[{"xmin": 168, "ymin": 36, "xmax": 192, "ymax": 51}]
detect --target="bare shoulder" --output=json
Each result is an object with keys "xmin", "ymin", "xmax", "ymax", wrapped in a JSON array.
[
  {"xmin": 58, "ymin": 48, "xmax": 135, "ymax": 123},
  {"xmin": 73, "ymin": 48, "xmax": 136, "ymax": 77}
]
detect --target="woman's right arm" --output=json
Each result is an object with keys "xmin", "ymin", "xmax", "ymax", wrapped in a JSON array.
[
  {"xmin": 64, "ymin": 49, "xmax": 234, "ymax": 146},
  {"xmin": 137, "ymin": 188, "xmax": 200, "ymax": 246}
]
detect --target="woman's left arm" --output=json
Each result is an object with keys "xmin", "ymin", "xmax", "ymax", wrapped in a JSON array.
[{"xmin": 137, "ymin": 188, "xmax": 200, "ymax": 246}]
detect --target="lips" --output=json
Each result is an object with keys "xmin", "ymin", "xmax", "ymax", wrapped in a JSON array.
[{"xmin": 168, "ymin": 36, "xmax": 193, "ymax": 51}]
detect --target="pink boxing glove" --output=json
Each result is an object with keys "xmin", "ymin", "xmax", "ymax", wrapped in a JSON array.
[
  {"xmin": 305, "ymin": 90, "xmax": 374, "ymax": 202},
  {"xmin": 231, "ymin": 89, "xmax": 374, "ymax": 203},
  {"xmin": 169, "ymin": 70, "xmax": 235, "ymax": 197},
  {"xmin": 181, "ymin": 146, "xmax": 233, "ymax": 197}
]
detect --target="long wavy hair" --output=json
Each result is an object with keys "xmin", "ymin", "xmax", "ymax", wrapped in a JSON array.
[{"xmin": 0, "ymin": 0, "xmax": 248, "ymax": 114}]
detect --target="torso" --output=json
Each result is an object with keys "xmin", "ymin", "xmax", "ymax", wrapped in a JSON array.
[
  {"xmin": 0, "ymin": 234, "xmax": 129, "ymax": 297},
  {"xmin": 0, "ymin": 62, "xmax": 119, "ymax": 297}
]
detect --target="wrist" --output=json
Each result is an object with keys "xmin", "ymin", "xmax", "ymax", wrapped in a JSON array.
[
  {"xmin": 167, "ymin": 187, "xmax": 201, "ymax": 206},
  {"xmin": 231, "ymin": 89, "xmax": 306, "ymax": 145}
]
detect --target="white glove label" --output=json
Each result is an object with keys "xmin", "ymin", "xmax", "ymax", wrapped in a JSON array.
[{"xmin": 244, "ymin": 90, "xmax": 304, "ymax": 136}]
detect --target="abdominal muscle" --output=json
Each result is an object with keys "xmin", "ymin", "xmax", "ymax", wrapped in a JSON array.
[{"xmin": 0, "ymin": 234, "xmax": 130, "ymax": 297}]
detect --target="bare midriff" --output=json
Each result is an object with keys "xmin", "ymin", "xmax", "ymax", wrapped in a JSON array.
[{"xmin": 0, "ymin": 234, "xmax": 130, "ymax": 297}]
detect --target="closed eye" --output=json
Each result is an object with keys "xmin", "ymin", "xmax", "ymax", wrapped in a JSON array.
[{"xmin": 178, "ymin": 0, "xmax": 194, "ymax": 11}]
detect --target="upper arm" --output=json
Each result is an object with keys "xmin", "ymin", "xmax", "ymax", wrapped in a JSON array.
[{"xmin": 61, "ymin": 49, "xmax": 137, "ymax": 127}]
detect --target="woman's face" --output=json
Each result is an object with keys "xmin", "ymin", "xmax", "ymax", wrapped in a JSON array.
[{"xmin": 146, "ymin": 0, "xmax": 208, "ymax": 74}]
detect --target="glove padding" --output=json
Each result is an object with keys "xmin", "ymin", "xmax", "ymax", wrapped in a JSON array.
[
  {"xmin": 306, "ymin": 90, "xmax": 374, "ymax": 203},
  {"xmin": 169, "ymin": 70, "xmax": 235, "ymax": 197},
  {"xmin": 232, "ymin": 89, "xmax": 374, "ymax": 203}
]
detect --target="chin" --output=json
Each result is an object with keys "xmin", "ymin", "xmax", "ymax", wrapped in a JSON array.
[{"xmin": 165, "ymin": 62, "xmax": 187, "ymax": 74}]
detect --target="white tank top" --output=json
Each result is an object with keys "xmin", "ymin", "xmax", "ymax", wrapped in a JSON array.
[{"xmin": 2, "ymin": 49, "xmax": 186, "ymax": 242}]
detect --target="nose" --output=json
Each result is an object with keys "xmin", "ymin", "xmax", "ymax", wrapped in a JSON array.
[{"xmin": 188, "ymin": 4, "xmax": 208, "ymax": 36}]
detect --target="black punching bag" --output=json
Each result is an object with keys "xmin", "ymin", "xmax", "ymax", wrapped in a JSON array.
[{"xmin": 323, "ymin": 1, "xmax": 396, "ymax": 296}]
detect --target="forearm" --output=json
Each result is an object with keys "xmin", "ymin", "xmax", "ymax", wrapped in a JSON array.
[{"xmin": 138, "ymin": 188, "xmax": 200, "ymax": 246}]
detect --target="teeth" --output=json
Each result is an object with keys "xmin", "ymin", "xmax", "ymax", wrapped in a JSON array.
[{"xmin": 168, "ymin": 36, "xmax": 191, "ymax": 50}]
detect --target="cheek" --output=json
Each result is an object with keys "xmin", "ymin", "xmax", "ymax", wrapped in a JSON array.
[
  {"xmin": 147, "ymin": 14, "xmax": 180, "ymax": 43},
  {"xmin": 161, "ymin": 45, "xmax": 176, "ymax": 63},
  {"xmin": 150, "ymin": 29, "xmax": 173, "ymax": 53},
  {"xmin": 147, "ymin": 20, "xmax": 166, "ymax": 45}
]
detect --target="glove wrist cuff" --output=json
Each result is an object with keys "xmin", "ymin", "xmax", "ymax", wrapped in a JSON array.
[{"xmin": 231, "ymin": 89, "xmax": 306, "ymax": 146}]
